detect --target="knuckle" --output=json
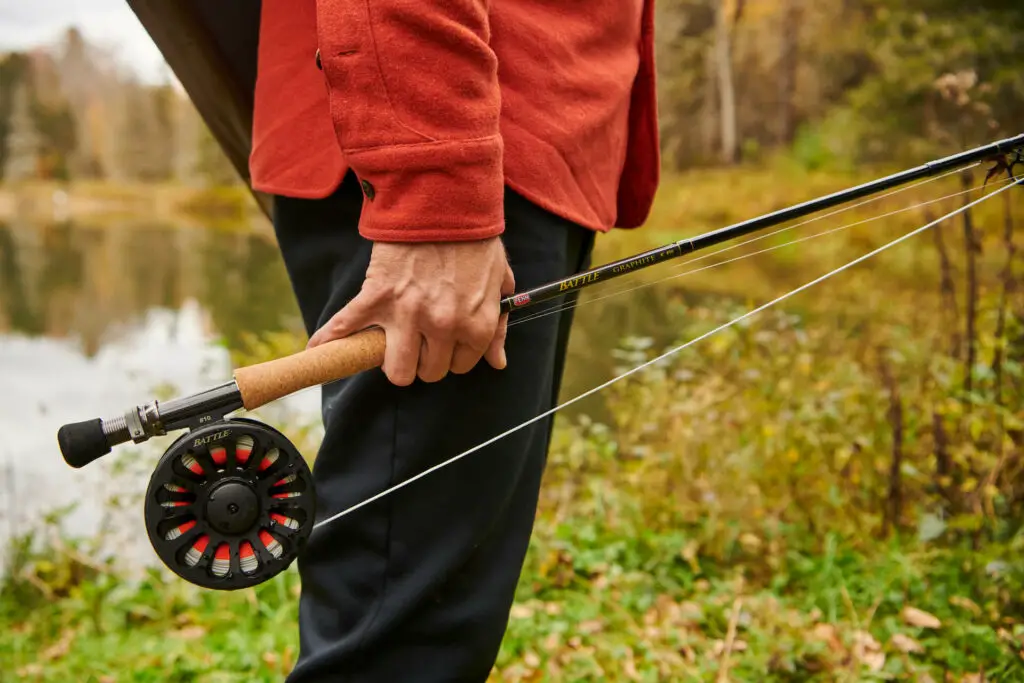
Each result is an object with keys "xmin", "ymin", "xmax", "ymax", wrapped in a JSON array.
[
  {"xmin": 465, "ymin": 321, "xmax": 495, "ymax": 349},
  {"xmin": 418, "ymin": 367, "xmax": 447, "ymax": 383},
  {"xmin": 428, "ymin": 310, "xmax": 459, "ymax": 335},
  {"xmin": 384, "ymin": 359, "xmax": 417, "ymax": 387},
  {"xmin": 450, "ymin": 359, "xmax": 476, "ymax": 375},
  {"xmin": 388, "ymin": 370, "xmax": 415, "ymax": 387},
  {"xmin": 397, "ymin": 292, "xmax": 426, "ymax": 316}
]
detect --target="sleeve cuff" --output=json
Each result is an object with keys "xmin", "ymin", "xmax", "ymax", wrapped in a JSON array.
[{"xmin": 346, "ymin": 135, "xmax": 505, "ymax": 243}]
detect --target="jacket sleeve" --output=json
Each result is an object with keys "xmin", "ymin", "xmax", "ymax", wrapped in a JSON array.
[{"xmin": 315, "ymin": 0, "xmax": 504, "ymax": 243}]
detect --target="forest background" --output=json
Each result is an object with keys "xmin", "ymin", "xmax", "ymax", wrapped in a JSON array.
[{"xmin": 3, "ymin": 1, "xmax": 1024, "ymax": 681}]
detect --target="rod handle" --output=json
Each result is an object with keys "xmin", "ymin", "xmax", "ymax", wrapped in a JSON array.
[{"xmin": 233, "ymin": 328, "xmax": 386, "ymax": 410}]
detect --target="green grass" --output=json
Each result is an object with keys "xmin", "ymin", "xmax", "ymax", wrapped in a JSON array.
[{"xmin": 4, "ymin": 498, "xmax": 1024, "ymax": 681}]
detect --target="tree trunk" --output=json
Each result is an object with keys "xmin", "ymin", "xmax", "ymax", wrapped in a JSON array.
[
  {"xmin": 777, "ymin": 0, "xmax": 802, "ymax": 144},
  {"xmin": 715, "ymin": 0, "xmax": 739, "ymax": 165}
]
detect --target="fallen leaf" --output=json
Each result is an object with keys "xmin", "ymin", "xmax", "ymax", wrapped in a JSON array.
[
  {"xmin": 680, "ymin": 540, "xmax": 701, "ymax": 572},
  {"xmin": 577, "ymin": 619, "xmax": 604, "ymax": 634},
  {"xmin": 623, "ymin": 647, "xmax": 641, "ymax": 681},
  {"xmin": 852, "ymin": 630, "xmax": 885, "ymax": 671},
  {"xmin": 862, "ymin": 651, "xmax": 886, "ymax": 671},
  {"xmin": 523, "ymin": 652, "xmax": 540, "ymax": 668},
  {"xmin": 890, "ymin": 633, "xmax": 924, "ymax": 654},
  {"xmin": 739, "ymin": 533, "xmax": 762, "ymax": 551},
  {"xmin": 510, "ymin": 605, "xmax": 533, "ymax": 619},
  {"xmin": 171, "ymin": 625, "xmax": 207, "ymax": 640},
  {"xmin": 902, "ymin": 606, "xmax": 942, "ymax": 629},
  {"xmin": 41, "ymin": 628, "xmax": 75, "ymax": 661},
  {"xmin": 810, "ymin": 623, "xmax": 844, "ymax": 652},
  {"xmin": 949, "ymin": 596, "xmax": 981, "ymax": 617}
]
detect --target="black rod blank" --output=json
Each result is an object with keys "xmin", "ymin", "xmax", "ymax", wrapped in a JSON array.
[{"xmin": 501, "ymin": 133, "xmax": 1024, "ymax": 314}]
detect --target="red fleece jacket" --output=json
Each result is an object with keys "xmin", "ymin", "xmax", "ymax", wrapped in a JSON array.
[{"xmin": 250, "ymin": 0, "xmax": 660, "ymax": 242}]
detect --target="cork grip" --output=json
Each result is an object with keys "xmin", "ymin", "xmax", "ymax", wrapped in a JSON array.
[{"xmin": 233, "ymin": 328, "xmax": 387, "ymax": 410}]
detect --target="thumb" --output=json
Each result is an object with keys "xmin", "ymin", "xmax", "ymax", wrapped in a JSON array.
[
  {"xmin": 484, "ymin": 262, "xmax": 515, "ymax": 369},
  {"xmin": 307, "ymin": 290, "xmax": 376, "ymax": 349},
  {"xmin": 483, "ymin": 312, "xmax": 509, "ymax": 370},
  {"xmin": 502, "ymin": 262, "xmax": 516, "ymax": 296}
]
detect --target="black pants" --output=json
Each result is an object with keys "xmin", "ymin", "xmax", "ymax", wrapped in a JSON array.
[{"xmin": 271, "ymin": 172, "xmax": 593, "ymax": 682}]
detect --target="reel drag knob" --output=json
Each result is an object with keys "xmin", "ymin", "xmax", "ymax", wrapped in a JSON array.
[{"xmin": 143, "ymin": 418, "xmax": 315, "ymax": 590}]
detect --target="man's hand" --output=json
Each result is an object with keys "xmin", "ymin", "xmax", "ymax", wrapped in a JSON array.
[{"xmin": 307, "ymin": 237, "xmax": 515, "ymax": 386}]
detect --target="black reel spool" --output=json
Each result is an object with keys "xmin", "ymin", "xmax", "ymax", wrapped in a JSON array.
[{"xmin": 144, "ymin": 418, "xmax": 315, "ymax": 590}]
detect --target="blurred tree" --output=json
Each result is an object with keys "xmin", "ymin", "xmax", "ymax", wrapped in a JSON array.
[
  {"xmin": 114, "ymin": 78, "xmax": 170, "ymax": 182},
  {"xmin": 0, "ymin": 53, "xmax": 31, "ymax": 179},
  {"xmin": 31, "ymin": 97, "xmax": 77, "ymax": 181},
  {"xmin": 830, "ymin": 0, "xmax": 1024, "ymax": 162},
  {"xmin": 2, "ymin": 81, "xmax": 42, "ymax": 182},
  {"xmin": 150, "ymin": 82, "xmax": 178, "ymax": 181},
  {"xmin": 196, "ymin": 119, "xmax": 241, "ymax": 187},
  {"xmin": 713, "ymin": 0, "xmax": 743, "ymax": 165},
  {"xmin": 57, "ymin": 27, "xmax": 106, "ymax": 178}
]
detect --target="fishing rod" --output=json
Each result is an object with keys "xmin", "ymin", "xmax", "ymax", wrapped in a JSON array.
[
  {"xmin": 502, "ymin": 133, "xmax": 1024, "ymax": 313},
  {"xmin": 55, "ymin": 134, "xmax": 1024, "ymax": 591}
]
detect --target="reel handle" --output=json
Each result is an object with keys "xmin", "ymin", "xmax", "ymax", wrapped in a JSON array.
[{"xmin": 233, "ymin": 327, "xmax": 387, "ymax": 410}]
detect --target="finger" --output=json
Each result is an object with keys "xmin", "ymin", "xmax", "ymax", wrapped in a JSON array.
[
  {"xmin": 483, "ymin": 312, "xmax": 509, "ymax": 370},
  {"xmin": 418, "ymin": 336, "xmax": 455, "ymax": 383},
  {"xmin": 450, "ymin": 342, "xmax": 485, "ymax": 375},
  {"xmin": 383, "ymin": 325, "xmax": 422, "ymax": 387},
  {"xmin": 307, "ymin": 290, "xmax": 377, "ymax": 348},
  {"xmin": 501, "ymin": 261, "xmax": 516, "ymax": 295}
]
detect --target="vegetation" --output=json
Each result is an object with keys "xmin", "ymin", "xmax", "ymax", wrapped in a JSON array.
[
  {"xmin": 4, "ymin": 0, "xmax": 1024, "ymax": 681},
  {"xmin": 5, "ymin": 163, "xmax": 1024, "ymax": 680}
]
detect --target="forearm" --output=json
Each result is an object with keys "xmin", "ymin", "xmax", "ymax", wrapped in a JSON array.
[{"xmin": 315, "ymin": 0, "xmax": 504, "ymax": 242}]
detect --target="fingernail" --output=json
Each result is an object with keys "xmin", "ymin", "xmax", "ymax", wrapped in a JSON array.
[{"xmin": 499, "ymin": 348, "xmax": 507, "ymax": 369}]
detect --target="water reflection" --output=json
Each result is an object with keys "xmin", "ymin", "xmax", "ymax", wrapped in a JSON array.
[
  {"xmin": 0, "ymin": 217, "xmax": 312, "ymax": 569},
  {"xmin": 0, "ymin": 219, "xmax": 302, "ymax": 356}
]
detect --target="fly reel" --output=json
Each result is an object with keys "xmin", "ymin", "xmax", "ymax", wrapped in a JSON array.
[
  {"xmin": 56, "ymin": 331, "xmax": 387, "ymax": 592},
  {"xmin": 144, "ymin": 418, "xmax": 315, "ymax": 590}
]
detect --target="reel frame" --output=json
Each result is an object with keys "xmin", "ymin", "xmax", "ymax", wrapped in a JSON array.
[{"xmin": 144, "ymin": 418, "xmax": 315, "ymax": 590}]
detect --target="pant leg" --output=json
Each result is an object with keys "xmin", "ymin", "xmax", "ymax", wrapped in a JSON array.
[{"xmin": 270, "ymin": 173, "xmax": 594, "ymax": 683}]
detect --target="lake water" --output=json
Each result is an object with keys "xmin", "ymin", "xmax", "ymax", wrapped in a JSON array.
[{"xmin": 0, "ymin": 215, "xmax": 684, "ymax": 573}]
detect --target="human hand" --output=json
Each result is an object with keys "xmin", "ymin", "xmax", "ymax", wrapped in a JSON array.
[{"xmin": 307, "ymin": 237, "xmax": 515, "ymax": 386}]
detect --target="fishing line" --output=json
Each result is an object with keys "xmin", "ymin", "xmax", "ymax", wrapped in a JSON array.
[
  {"xmin": 310, "ymin": 172, "xmax": 1019, "ymax": 533},
  {"xmin": 508, "ymin": 171, "xmax": 1006, "ymax": 328}
]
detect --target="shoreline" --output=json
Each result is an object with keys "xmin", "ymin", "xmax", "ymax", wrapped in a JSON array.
[{"xmin": 0, "ymin": 180, "xmax": 270, "ymax": 234}]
